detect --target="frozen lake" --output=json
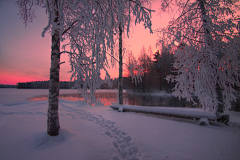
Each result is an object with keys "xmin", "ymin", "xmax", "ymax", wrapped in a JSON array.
[{"xmin": 7, "ymin": 88, "xmax": 236, "ymax": 112}]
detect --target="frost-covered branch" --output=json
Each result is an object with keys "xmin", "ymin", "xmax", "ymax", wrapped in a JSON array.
[
  {"xmin": 17, "ymin": 0, "xmax": 153, "ymax": 105},
  {"xmin": 159, "ymin": 0, "xmax": 240, "ymax": 115}
]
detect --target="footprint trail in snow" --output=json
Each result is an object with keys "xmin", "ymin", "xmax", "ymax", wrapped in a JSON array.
[{"xmin": 60, "ymin": 102, "xmax": 143, "ymax": 160}]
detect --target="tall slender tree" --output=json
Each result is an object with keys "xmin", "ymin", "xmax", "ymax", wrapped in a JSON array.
[
  {"xmin": 119, "ymin": 23, "xmax": 123, "ymax": 104},
  {"xmin": 48, "ymin": 0, "xmax": 60, "ymax": 136}
]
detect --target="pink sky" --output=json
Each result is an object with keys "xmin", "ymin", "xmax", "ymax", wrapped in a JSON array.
[{"xmin": 0, "ymin": 0, "xmax": 170, "ymax": 85}]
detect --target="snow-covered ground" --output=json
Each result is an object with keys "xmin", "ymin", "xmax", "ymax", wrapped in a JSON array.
[
  {"xmin": 110, "ymin": 104, "xmax": 217, "ymax": 121},
  {"xmin": 0, "ymin": 88, "xmax": 240, "ymax": 160}
]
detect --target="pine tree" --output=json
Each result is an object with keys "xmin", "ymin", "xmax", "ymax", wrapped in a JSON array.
[{"xmin": 47, "ymin": 0, "xmax": 60, "ymax": 135}]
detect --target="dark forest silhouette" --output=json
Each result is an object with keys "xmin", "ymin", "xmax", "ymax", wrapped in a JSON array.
[
  {"xmin": 124, "ymin": 45, "xmax": 176, "ymax": 93},
  {"xmin": 15, "ymin": 45, "xmax": 175, "ymax": 93}
]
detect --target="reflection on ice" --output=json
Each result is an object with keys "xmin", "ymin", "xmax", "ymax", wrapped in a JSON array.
[
  {"xmin": 28, "ymin": 91, "xmax": 240, "ymax": 111},
  {"xmin": 28, "ymin": 93, "xmax": 120, "ymax": 106},
  {"xmin": 27, "ymin": 92, "xmax": 201, "ymax": 108}
]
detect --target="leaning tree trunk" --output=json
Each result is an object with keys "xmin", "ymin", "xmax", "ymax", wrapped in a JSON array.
[
  {"xmin": 47, "ymin": 1, "xmax": 60, "ymax": 136},
  {"xmin": 119, "ymin": 23, "xmax": 123, "ymax": 105},
  {"xmin": 198, "ymin": 0, "xmax": 225, "ymax": 120}
]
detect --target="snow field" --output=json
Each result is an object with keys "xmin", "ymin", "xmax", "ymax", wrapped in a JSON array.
[
  {"xmin": 0, "ymin": 89, "xmax": 240, "ymax": 160},
  {"xmin": 0, "ymin": 99, "xmax": 143, "ymax": 160}
]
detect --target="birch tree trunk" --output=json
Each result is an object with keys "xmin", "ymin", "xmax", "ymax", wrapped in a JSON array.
[
  {"xmin": 119, "ymin": 23, "xmax": 123, "ymax": 105},
  {"xmin": 47, "ymin": 0, "xmax": 60, "ymax": 136},
  {"xmin": 198, "ymin": 0, "xmax": 224, "ymax": 116}
]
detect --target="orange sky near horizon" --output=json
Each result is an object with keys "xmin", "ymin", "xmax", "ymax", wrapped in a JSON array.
[{"xmin": 0, "ymin": 0, "xmax": 170, "ymax": 85}]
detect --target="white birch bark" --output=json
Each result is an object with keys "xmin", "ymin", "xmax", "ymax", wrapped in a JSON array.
[{"xmin": 47, "ymin": 0, "xmax": 60, "ymax": 136}]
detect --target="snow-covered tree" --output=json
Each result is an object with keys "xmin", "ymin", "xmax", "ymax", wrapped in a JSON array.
[
  {"xmin": 157, "ymin": 0, "xmax": 240, "ymax": 118},
  {"xmin": 17, "ymin": 0, "xmax": 153, "ymax": 135},
  {"xmin": 64, "ymin": 0, "xmax": 153, "ymax": 105},
  {"xmin": 126, "ymin": 51, "xmax": 144, "ymax": 84},
  {"xmin": 114, "ymin": 1, "xmax": 153, "ymax": 104}
]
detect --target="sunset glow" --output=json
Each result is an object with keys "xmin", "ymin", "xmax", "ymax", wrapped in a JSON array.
[{"xmin": 0, "ymin": 0, "xmax": 170, "ymax": 85}]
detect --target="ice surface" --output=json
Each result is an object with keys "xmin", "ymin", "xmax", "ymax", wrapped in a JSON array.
[
  {"xmin": 0, "ymin": 88, "xmax": 78, "ymax": 104},
  {"xmin": 0, "ymin": 89, "xmax": 240, "ymax": 160}
]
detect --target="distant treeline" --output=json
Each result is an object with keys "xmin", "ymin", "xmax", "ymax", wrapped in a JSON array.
[
  {"xmin": 15, "ymin": 44, "xmax": 176, "ymax": 92},
  {"xmin": 16, "ymin": 79, "xmax": 129, "ymax": 90},
  {"xmin": 0, "ymin": 84, "xmax": 17, "ymax": 88},
  {"xmin": 17, "ymin": 81, "xmax": 75, "ymax": 89}
]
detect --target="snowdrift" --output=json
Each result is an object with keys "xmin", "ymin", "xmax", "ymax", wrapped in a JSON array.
[{"xmin": 110, "ymin": 104, "xmax": 216, "ymax": 121}]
